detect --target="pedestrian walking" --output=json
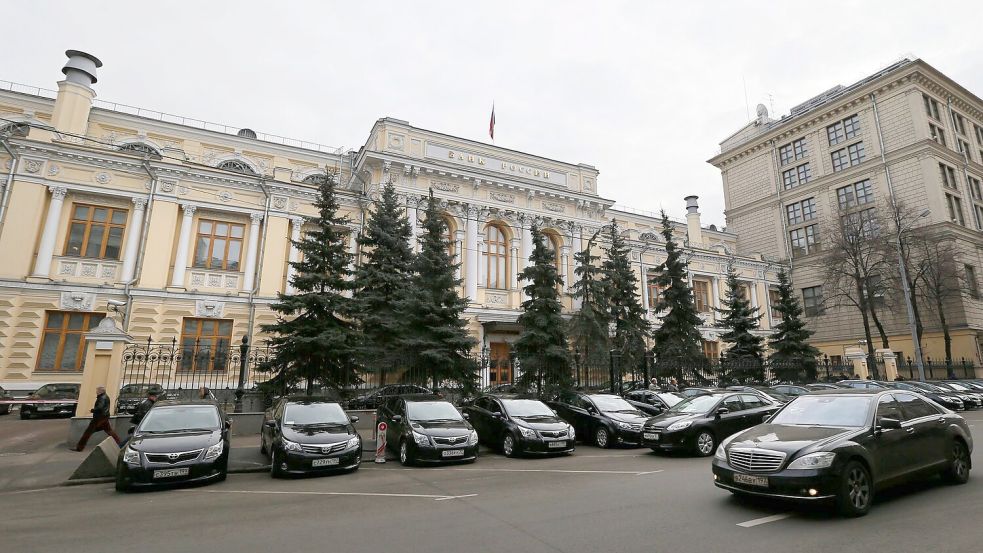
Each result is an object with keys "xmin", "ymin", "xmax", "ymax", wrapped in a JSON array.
[
  {"xmin": 120, "ymin": 388, "xmax": 158, "ymax": 447},
  {"xmin": 72, "ymin": 385, "xmax": 121, "ymax": 451},
  {"xmin": 198, "ymin": 386, "xmax": 215, "ymax": 401}
]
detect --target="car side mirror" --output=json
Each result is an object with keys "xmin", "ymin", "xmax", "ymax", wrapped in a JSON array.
[
  {"xmin": 127, "ymin": 426, "xmax": 135, "ymax": 435},
  {"xmin": 349, "ymin": 415, "xmax": 359, "ymax": 423},
  {"xmin": 716, "ymin": 407, "xmax": 729, "ymax": 417},
  {"xmin": 225, "ymin": 419, "xmax": 232, "ymax": 429},
  {"xmin": 392, "ymin": 415, "xmax": 402, "ymax": 423},
  {"xmin": 264, "ymin": 420, "xmax": 276, "ymax": 428},
  {"xmin": 491, "ymin": 412, "xmax": 502, "ymax": 419},
  {"xmin": 877, "ymin": 417, "xmax": 902, "ymax": 430},
  {"xmin": 463, "ymin": 413, "xmax": 470, "ymax": 420}
]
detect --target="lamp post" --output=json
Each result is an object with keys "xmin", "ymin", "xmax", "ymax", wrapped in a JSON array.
[
  {"xmin": 608, "ymin": 321, "xmax": 619, "ymax": 395},
  {"xmin": 234, "ymin": 335, "xmax": 249, "ymax": 413},
  {"xmin": 897, "ymin": 209, "xmax": 930, "ymax": 381}
]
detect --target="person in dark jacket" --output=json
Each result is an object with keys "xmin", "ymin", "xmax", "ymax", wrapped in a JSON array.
[
  {"xmin": 73, "ymin": 386, "xmax": 122, "ymax": 451},
  {"xmin": 130, "ymin": 390, "xmax": 158, "ymax": 426}
]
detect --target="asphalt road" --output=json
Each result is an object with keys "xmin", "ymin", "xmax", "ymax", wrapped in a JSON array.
[{"xmin": 4, "ymin": 412, "xmax": 983, "ymax": 553}]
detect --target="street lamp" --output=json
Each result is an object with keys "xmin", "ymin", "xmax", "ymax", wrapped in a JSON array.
[
  {"xmin": 897, "ymin": 209, "xmax": 930, "ymax": 382},
  {"xmin": 234, "ymin": 335, "xmax": 249, "ymax": 413}
]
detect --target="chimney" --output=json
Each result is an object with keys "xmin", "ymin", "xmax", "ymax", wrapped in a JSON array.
[
  {"xmin": 50, "ymin": 50, "xmax": 102, "ymax": 136},
  {"xmin": 684, "ymin": 195, "xmax": 703, "ymax": 248}
]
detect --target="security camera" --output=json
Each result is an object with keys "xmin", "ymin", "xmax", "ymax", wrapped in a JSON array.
[{"xmin": 107, "ymin": 299, "xmax": 128, "ymax": 312}]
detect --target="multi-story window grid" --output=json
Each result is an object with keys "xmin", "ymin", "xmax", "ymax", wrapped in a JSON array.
[
  {"xmin": 837, "ymin": 179, "xmax": 874, "ymax": 210},
  {"xmin": 64, "ymin": 204, "xmax": 127, "ymax": 260},
  {"xmin": 923, "ymin": 93, "xmax": 941, "ymax": 120},
  {"xmin": 946, "ymin": 193, "xmax": 966, "ymax": 226},
  {"xmin": 965, "ymin": 265, "xmax": 979, "ymax": 299},
  {"xmin": 193, "ymin": 219, "xmax": 245, "ymax": 271},
  {"xmin": 940, "ymin": 163, "xmax": 959, "ymax": 190},
  {"xmin": 802, "ymin": 286, "xmax": 823, "ymax": 317},
  {"xmin": 969, "ymin": 176, "xmax": 983, "ymax": 229},
  {"xmin": 951, "ymin": 111, "xmax": 967, "ymax": 136},
  {"xmin": 782, "ymin": 163, "xmax": 812, "ymax": 189},
  {"xmin": 789, "ymin": 225, "xmax": 819, "ymax": 258},
  {"xmin": 826, "ymin": 114, "xmax": 860, "ymax": 146},
  {"xmin": 37, "ymin": 311, "xmax": 103, "ymax": 372},
  {"xmin": 785, "ymin": 198, "xmax": 816, "ymax": 225},
  {"xmin": 929, "ymin": 123, "xmax": 947, "ymax": 147},
  {"xmin": 693, "ymin": 280, "xmax": 711, "ymax": 313},
  {"xmin": 778, "ymin": 138, "xmax": 807, "ymax": 166},
  {"xmin": 179, "ymin": 318, "xmax": 233, "ymax": 372},
  {"xmin": 484, "ymin": 224, "xmax": 509, "ymax": 290},
  {"xmin": 831, "ymin": 142, "xmax": 865, "ymax": 172}
]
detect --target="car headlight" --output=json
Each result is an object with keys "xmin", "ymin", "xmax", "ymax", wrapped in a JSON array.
[
  {"xmin": 616, "ymin": 421, "xmax": 634, "ymax": 430},
  {"xmin": 787, "ymin": 451, "xmax": 836, "ymax": 470},
  {"xmin": 282, "ymin": 439, "xmax": 302, "ymax": 452},
  {"xmin": 667, "ymin": 420, "xmax": 692, "ymax": 432},
  {"xmin": 412, "ymin": 431, "xmax": 431, "ymax": 447},
  {"xmin": 517, "ymin": 426, "xmax": 536, "ymax": 439},
  {"xmin": 346, "ymin": 436, "xmax": 360, "ymax": 450},
  {"xmin": 204, "ymin": 441, "xmax": 224, "ymax": 460},
  {"xmin": 468, "ymin": 430, "xmax": 479, "ymax": 446},
  {"xmin": 567, "ymin": 425, "xmax": 575, "ymax": 440},
  {"xmin": 122, "ymin": 446, "xmax": 140, "ymax": 464},
  {"xmin": 714, "ymin": 445, "xmax": 726, "ymax": 461}
]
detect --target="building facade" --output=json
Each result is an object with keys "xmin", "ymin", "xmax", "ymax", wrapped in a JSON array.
[
  {"xmin": 711, "ymin": 59, "xmax": 983, "ymax": 367},
  {"xmin": 0, "ymin": 51, "xmax": 780, "ymax": 391}
]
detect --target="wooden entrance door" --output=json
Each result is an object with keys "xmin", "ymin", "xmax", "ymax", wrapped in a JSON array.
[{"xmin": 489, "ymin": 342, "xmax": 512, "ymax": 384}]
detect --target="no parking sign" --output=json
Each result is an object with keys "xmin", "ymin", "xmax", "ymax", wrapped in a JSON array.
[{"xmin": 375, "ymin": 421, "xmax": 388, "ymax": 464}]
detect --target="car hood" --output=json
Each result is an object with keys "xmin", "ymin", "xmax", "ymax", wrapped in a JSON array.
[
  {"xmin": 281, "ymin": 424, "xmax": 355, "ymax": 444},
  {"xmin": 511, "ymin": 416, "xmax": 568, "ymax": 431},
  {"xmin": 603, "ymin": 412, "xmax": 648, "ymax": 425},
  {"xmin": 645, "ymin": 412, "xmax": 702, "ymax": 428},
  {"xmin": 726, "ymin": 424, "xmax": 856, "ymax": 456},
  {"xmin": 131, "ymin": 430, "xmax": 221, "ymax": 452},
  {"xmin": 410, "ymin": 420, "xmax": 472, "ymax": 436}
]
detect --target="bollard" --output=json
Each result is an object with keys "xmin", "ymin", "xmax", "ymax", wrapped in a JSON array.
[{"xmin": 375, "ymin": 421, "xmax": 388, "ymax": 463}]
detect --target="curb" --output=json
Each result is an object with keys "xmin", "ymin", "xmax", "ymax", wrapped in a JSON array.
[{"xmin": 61, "ymin": 464, "xmax": 271, "ymax": 486}]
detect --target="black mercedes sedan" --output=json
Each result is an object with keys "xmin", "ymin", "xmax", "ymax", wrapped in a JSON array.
[
  {"xmin": 881, "ymin": 380, "xmax": 964, "ymax": 411},
  {"xmin": 547, "ymin": 393, "xmax": 648, "ymax": 448},
  {"xmin": 115, "ymin": 400, "xmax": 230, "ymax": 492},
  {"xmin": 462, "ymin": 395, "xmax": 575, "ymax": 456},
  {"xmin": 378, "ymin": 395, "xmax": 478, "ymax": 466},
  {"xmin": 261, "ymin": 396, "xmax": 361, "ymax": 477},
  {"xmin": 712, "ymin": 390, "xmax": 972, "ymax": 517},
  {"xmin": 642, "ymin": 392, "xmax": 779, "ymax": 456},
  {"xmin": 931, "ymin": 381, "xmax": 983, "ymax": 409}
]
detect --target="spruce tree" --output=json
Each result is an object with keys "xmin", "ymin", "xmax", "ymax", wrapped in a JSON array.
[
  {"xmin": 515, "ymin": 225, "xmax": 572, "ymax": 397},
  {"xmin": 650, "ymin": 211, "xmax": 704, "ymax": 381},
  {"xmin": 601, "ymin": 220, "xmax": 649, "ymax": 387},
  {"xmin": 261, "ymin": 176, "xmax": 357, "ymax": 394},
  {"xmin": 352, "ymin": 182, "xmax": 415, "ymax": 375},
  {"xmin": 716, "ymin": 262, "xmax": 765, "ymax": 383},
  {"xmin": 568, "ymin": 232, "xmax": 610, "ymax": 387},
  {"xmin": 768, "ymin": 268, "xmax": 820, "ymax": 382},
  {"xmin": 402, "ymin": 191, "xmax": 478, "ymax": 392}
]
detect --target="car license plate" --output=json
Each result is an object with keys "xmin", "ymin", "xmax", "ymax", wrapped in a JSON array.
[
  {"xmin": 547, "ymin": 441, "xmax": 567, "ymax": 448},
  {"xmin": 153, "ymin": 468, "xmax": 190, "ymax": 479},
  {"xmin": 643, "ymin": 432, "xmax": 659, "ymax": 441},
  {"xmin": 734, "ymin": 473, "xmax": 769, "ymax": 488},
  {"xmin": 37, "ymin": 406, "xmax": 54, "ymax": 412},
  {"xmin": 441, "ymin": 449, "xmax": 465, "ymax": 457},
  {"xmin": 312, "ymin": 458, "xmax": 340, "ymax": 467}
]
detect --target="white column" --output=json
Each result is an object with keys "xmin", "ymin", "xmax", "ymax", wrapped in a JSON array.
[
  {"xmin": 749, "ymin": 280, "xmax": 759, "ymax": 310},
  {"xmin": 520, "ymin": 220, "xmax": 533, "ymax": 273},
  {"xmin": 32, "ymin": 186, "xmax": 68, "ymax": 278},
  {"xmin": 510, "ymin": 239, "xmax": 521, "ymax": 289},
  {"xmin": 241, "ymin": 213, "xmax": 263, "ymax": 292},
  {"xmin": 170, "ymin": 203, "xmax": 196, "ymax": 288},
  {"xmin": 119, "ymin": 197, "xmax": 147, "ymax": 283},
  {"xmin": 572, "ymin": 227, "xmax": 584, "ymax": 310},
  {"xmin": 286, "ymin": 216, "xmax": 303, "ymax": 293},
  {"xmin": 406, "ymin": 197, "xmax": 418, "ymax": 251},
  {"xmin": 710, "ymin": 276, "xmax": 721, "ymax": 310},
  {"xmin": 561, "ymin": 246, "xmax": 572, "ymax": 293},
  {"xmin": 465, "ymin": 207, "xmax": 479, "ymax": 301},
  {"xmin": 640, "ymin": 264, "xmax": 649, "ymax": 313},
  {"xmin": 454, "ymin": 229, "xmax": 465, "ymax": 281}
]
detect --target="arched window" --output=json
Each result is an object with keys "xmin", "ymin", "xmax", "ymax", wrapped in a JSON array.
[
  {"xmin": 542, "ymin": 231, "xmax": 562, "ymax": 271},
  {"xmin": 301, "ymin": 173, "xmax": 329, "ymax": 185},
  {"xmin": 118, "ymin": 142, "xmax": 161, "ymax": 158},
  {"xmin": 217, "ymin": 159, "xmax": 257, "ymax": 176},
  {"xmin": 440, "ymin": 216, "xmax": 456, "ymax": 258},
  {"xmin": 484, "ymin": 223, "xmax": 509, "ymax": 290}
]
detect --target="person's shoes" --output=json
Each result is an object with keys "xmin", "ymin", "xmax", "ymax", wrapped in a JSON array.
[{"xmin": 69, "ymin": 447, "xmax": 82, "ymax": 452}]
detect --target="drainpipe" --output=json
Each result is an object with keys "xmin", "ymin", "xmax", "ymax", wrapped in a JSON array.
[
  {"xmin": 0, "ymin": 139, "xmax": 19, "ymax": 236},
  {"xmin": 122, "ymin": 159, "xmax": 157, "ymax": 332},
  {"xmin": 771, "ymin": 139, "xmax": 793, "ymax": 270},
  {"xmin": 246, "ymin": 180, "xmax": 272, "ymax": 347}
]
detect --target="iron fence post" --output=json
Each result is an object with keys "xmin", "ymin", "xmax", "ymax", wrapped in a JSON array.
[{"xmin": 234, "ymin": 335, "xmax": 249, "ymax": 413}]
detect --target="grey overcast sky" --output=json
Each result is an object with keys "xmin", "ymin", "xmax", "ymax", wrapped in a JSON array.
[{"xmin": 4, "ymin": 1, "xmax": 981, "ymax": 227}]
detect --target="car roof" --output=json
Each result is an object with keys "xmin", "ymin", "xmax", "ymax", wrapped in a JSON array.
[
  {"xmin": 401, "ymin": 394, "xmax": 445, "ymax": 402},
  {"xmin": 153, "ymin": 399, "xmax": 222, "ymax": 408},
  {"xmin": 281, "ymin": 396, "xmax": 341, "ymax": 404},
  {"xmin": 805, "ymin": 389, "xmax": 883, "ymax": 395}
]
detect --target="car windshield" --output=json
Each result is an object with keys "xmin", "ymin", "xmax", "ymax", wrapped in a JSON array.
[
  {"xmin": 945, "ymin": 382, "xmax": 971, "ymax": 391},
  {"xmin": 760, "ymin": 389, "xmax": 790, "ymax": 401},
  {"xmin": 502, "ymin": 399, "xmax": 554, "ymax": 418},
  {"xmin": 407, "ymin": 401, "xmax": 463, "ymax": 422},
  {"xmin": 656, "ymin": 393, "xmax": 684, "ymax": 407},
  {"xmin": 34, "ymin": 385, "xmax": 78, "ymax": 398},
  {"xmin": 590, "ymin": 396, "xmax": 640, "ymax": 414},
  {"xmin": 140, "ymin": 406, "xmax": 220, "ymax": 433},
  {"xmin": 284, "ymin": 403, "xmax": 348, "ymax": 426},
  {"xmin": 908, "ymin": 381, "xmax": 943, "ymax": 392},
  {"xmin": 667, "ymin": 394, "xmax": 720, "ymax": 414},
  {"xmin": 121, "ymin": 384, "xmax": 159, "ymax": 395},
  {"xmin": 769, "ymin": 396, "xmax": 873, "ymax": 427}
]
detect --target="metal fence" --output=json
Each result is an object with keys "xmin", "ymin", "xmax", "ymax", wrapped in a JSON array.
[{"xmin": 897, "ymin": 357, "xmax": 978, "ymax": 380}]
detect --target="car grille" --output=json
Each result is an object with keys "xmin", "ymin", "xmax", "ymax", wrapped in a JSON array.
[
  {"xmin": 432, "ymin": 435, "xmax": 469, "ymax": 446},
  {"xmin": 728, "ymin": 448, "xmax": 786, "ymax": 473},
  {"xmin": 145, "ymin": 449, "xmax": 203, "ymax": 464},
  {"xmin": 538, "ymin": 430, "xmax": 568, "ymax": 439},
  {"xmin": 301, "ymin": 441, "xmax": 348, "ymax": 455}
]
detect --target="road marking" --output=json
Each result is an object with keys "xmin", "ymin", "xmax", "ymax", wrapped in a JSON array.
[
  {"xmin": 390, "ymin": 467, "xmax": 662, "ymax": 476},
  {"xmin": 736, "ymin": 513, "xmax": 794, "ymax": 528},
  {"xmin": 176, "ymin": 489, "xmax": 476, "ymax": 501}
]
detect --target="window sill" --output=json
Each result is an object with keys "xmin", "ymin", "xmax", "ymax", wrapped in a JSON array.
[{"xmin": 32, "ymin": 370, "xmax": 84, "ymax": 375}]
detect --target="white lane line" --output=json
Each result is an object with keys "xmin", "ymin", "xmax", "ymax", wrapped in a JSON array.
[
  {"xmin": 176, "ymin": 489, "xmax": 475, "ymax": 501},
  {"xmin": 394, "ymin": 467, "xmax": 662, "ymax": 476},
  {"xmin": 635, "ymin": 470, "xmax": 665, "ymax": 476},
  {"xmin": 736, "ymin": 513, "xmax": 794, "ymax": 528}
]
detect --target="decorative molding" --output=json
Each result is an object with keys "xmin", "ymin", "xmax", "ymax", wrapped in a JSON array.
[
  {"xmin": 93, "ymin": 172, "xmax": 112, "ymax": 184},
  {"xmin": 47, "ymin": 163, "xmax": 60, "ymax": 176},
  {"xmin": 272, "ymin": 196, "xmax": 288, "ymax": 210},
  {"xmin": 249, "ymin": 212, "xmax": 264, "ymax": 224},
  {"xmin": 132, "ymin": 197, "xmax": 148, "ymax": 210},
  {"xmin": 485, "ymin": 291, "xmax": 509, "ymax": 305},
  {"xmin": 60, "ymin": 291, "xmax": 96, "ymax": 311},
  {"xmin": 489, "ymin": 191, "xmax": 515, "ymax": 204},
  {"xmin": 195, "ymin": 299, "xmax": 226, "ymax": 318},
  {"xmin": 180, "ymin": 203, "xmax": 197, "ymax": 216},
  {"xmin": 23, "ymin": 159, "xmax": 43, "ymax": 173},
  {"xmin": 542, "ymin": 201, "xmax": 565, "ymax": 213},
  {"xmin": 387, "ymin": 133, "xmax": 405, "ymax": 152},
  {"xmin": 48, "ymin": 186, "xmax": 68, "ymax": 201},
  {"xmin": 218, "ymin": 191, "xmax": 233, "ymax": 203},
  {"xmin": 430, "ymin": 180, "xmax": 460, "ymax": 193}
]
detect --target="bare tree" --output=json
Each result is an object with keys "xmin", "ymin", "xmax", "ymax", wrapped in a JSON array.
[
  {"xmin": 911, "ymin": 230, "xmax": 963, "ymax": 364},
  {"xmin": 885, "ymin": 201, "xmax": 930, "ymax": 355}
]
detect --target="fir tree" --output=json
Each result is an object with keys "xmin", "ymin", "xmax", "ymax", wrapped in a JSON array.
[
  {"xmin": 402, "ymin": 191, "xmax": 478, "ymax": 392},
  {"xmin": 650, "ymin": 211, "xmax": 704, "ymax": 381},
  {"xmin": 352, "ymin": 182, "xmax": 415, "ymax": 374},
  {"xmin": 601, "ymin": 220, "xmax": 649, "ymax": 386},
  {"xmin": 716, "ymin": 262, "xmax": 765, "ymax": 383},
  {"xmin": 261, "ymin": 176, "xmax": 357, "ymax": 394},
  {"xmin": 568, "ymin": 232, "xmax": 610, "ymax": 387},
  {"xmin": 768, "ymin": 268, "xmax": 820, "ymax": 381},
  {"xmin": 515, "ymin": 225, "xmax": 572, "ymax": 397}
]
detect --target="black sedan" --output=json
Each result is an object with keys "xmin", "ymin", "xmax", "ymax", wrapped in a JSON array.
[
  {"xmin": 547, "ymin": 393, "xmax": 649, "ymax": 448},
  {"xmin": 261, "ymin": 396, "xmax": 361, "ymax": 477},
  {"xmin": 19, "ymin": 383, "xmax": 79, "ymax": 419},
  {"xmin": 348, "ymin": 384, "xmax": 435, "ymax": 410},
  {"xmin": 643, "ymin": 392, "xmax": 780, "ymax": 456},
  {"xmin": 0, "ymin": 385, "xmax": 11, "ymax": 415},
  {"xmin": 805, "ymin": 383, "xmax": 849, "ymax": 391},
  {"xmin": 378, "ymin": 395, "xmax": 478, "ymax": 466},
  {"xmin": 463, "ymin": 395, "xmax": 574, "ymax": 457},
  {"xmin": 117, "ymin": 383, "xmax": 167, "ymax": 414},
  {"xmin": 115, "ymin": 400, "xmax": 230, "ymax": 492},
  {"xmin": 726, "ymin": 385, "xmax": 791, "ymax": 404},
  {"xmin": 772, "ymin": 384, "xmax": 811, "ymax": 397},
  {"xmin": 933, "ymin": 381, "xmax": 983, "ymax": 409},
  {"xmin": 712, "ymin": 390, "xmax": 972, "ymax": 517},
  {"xmin": 623, "ymin": 389, "xmax": 685, "ymax": 416},
  {"xmin": 881, "ymin": 380, "xmax": 964, "ymax": 411}
]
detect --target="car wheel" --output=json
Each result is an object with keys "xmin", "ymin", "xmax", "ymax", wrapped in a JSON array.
[
  {"xmin": 271, "ymin": 450, "xmax": 286, "ymax": 478},
  {"xmin": 836, "ymin": 461, "xmax": 873, "ymax": 517},
  {"xmin": 502, "ymin": 434, "xmax": 517, "ymax": 458},
  {"xmin": 694, "ymin": 431, "xmax": 715, "ymax": 457},
  {"xmin": 19, "ymin": 409, "xmax": 30, "ymax": 420},
  {"xmin": 942, "ymin": 440, "xmax": 971, "ymax": 484},
  {"xmin": 595, "ymin": 427, "xmax": 611, "ymax": 449},
  {"xmin": 399, "ymin": 440, "xmax": 414, "ymax": 466},
  {"xmin": 260, "ymin": 436, "xmax": 267, "ymax": 456},
  {"xmin": 115, "ymin": 467, "xmax": 130, "ymax": 493}
]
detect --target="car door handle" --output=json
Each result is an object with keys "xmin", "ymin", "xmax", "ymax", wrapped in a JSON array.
[
  {"xmin": 937, "ymin": 417, "xmax": 947, "ymax": 424},
  {"xmin": 905, "ymin": 427, "xmax": 915, "ymax": 434}
]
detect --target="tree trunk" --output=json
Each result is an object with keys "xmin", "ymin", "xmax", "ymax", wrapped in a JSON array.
[
  {"xmin": 937, "ymin": 296, "xmax": 953, "ymax": 363},
  {"xmin": 868, "ymin": 303, "xmax": 890, "ymax": 349},
  {"xmin": 908, "ymin": 277, "xmax": 924, "ymax": 351},
  {"xmin": 855, "ymin": 279, "xmax": 877, "ymax": 378}
]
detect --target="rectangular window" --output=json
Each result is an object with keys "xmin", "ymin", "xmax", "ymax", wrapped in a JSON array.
[
  {"xmin": 976, "ymin": 124, "xmax": 983, "ymax": 146},
  {"xmin": 801, "ymin": 198, "xmax": 816, "ymax": 221},
  {"xmin": 837, "ymin": 179, "xmax": 873, "ymax": 209},
  {"xmin": 802, "ymin": 286, "xmax": 823, "ymax": 316},
  {"xmin": 37, "ymin": 311, "xmax": 104, "ymax": 372},
  {"xmin": 64, "ymin": 204, "xmax": 127, "ymax": 260},
  {"xmin": 843, "ymin": 114, "xmax": 860, "ymax": 139},
  {"xmin": 779, "ymin": 138, "xmax": 806, "ymax": 166},
  {"xmin": 782, "ymin": 168, "xmax": 797, "ymax": 189},
  {"xmin": 826, "ymin": 114, "xmax": 859, "ymax": 146},
  {"xmin": 647, "ymin": 277, "xmax": 659, "ymax": 310},
  {"xmin": 179, "ymin": 318, "xmax": 234, "ymax": 372},
  {"xmin": 701, "ymin": 340, "xmax": 719, "ymax": 359},
  {"xmin": 693, "ymin": 280, "xmax": 711, "ymax": 313},
  {"xmin": 940, "ymin": 163, "xmax": 958, "ymax": 189},
  {"xmin": 827, "ymin": 121, "xmax": 844, "ymax": 146},
  {"xmin": 952, "ymin": 111, "xmax": 966, "ymax": 135},
  {"xmin": 768, "ymin": 288, "xmax": 781, "ymax": 318},
  {"xmin": 969, "ymin": 176, "xmax": 981, "ymax": 201},
  {"xmin": 786, "ymin": 203, "xmax": 803, "ymax": 224},
  {"xmin": 193, "ymin": 219, "xmax": 245, "ymax": 271},
  {"xmin": 848, "ymin": 142, "xmax": 865, "ymax": 165},
  {"xmin": 789, "ymin": 224, "xmax": 819, "ymax": 257},
  {"xmin": 831, "ymin": 148, "xmax": 849, "ymax": 172},
  {"xmin": 797, "ymin": 163, "xmax": 811, "ymax": 184},
  {"xmin": 958, "ymin": 139, "xmax": 971, "ymax": 158},
  {"xmin": 966, "ymin": 265, "xmax": 979, "ymax": 299},
  {"xmin": 946, "ymin": 193, "xmax": 965, "ymax": 226},
  {"xmin": 923, "ymin": 94, "xmax": 941, "ymax": 120},
  {"xmin": 974, "ymin": 205, "xmax": 983, "ymax": 230},
  {"xmin": 929, "ymin": 124, "xmax": 947, "ymax": 147}
]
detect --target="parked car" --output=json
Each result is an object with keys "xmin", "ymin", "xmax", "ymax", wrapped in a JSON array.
[
  {"xmin": 261, "ymin": 396, "xmax": 361, "ymax": 477},
  {"xmin": 837, "ymin": 380, "xmax": 887, "ymax": 390},
  {"xmin": 377, "ymin": 395, "xmax": 478, "ymax": 466},
  {"xmin": 805, "ymin": 383, "xmax": 849, "ymax": 391},
  {"xmin": 642, "ymin": 392, "xmax": 780, "ymax": 456},
  {"xmin": 117, "ymin": 383, "xmax": 167, "ymax": 414},
  {"xmin": 348, "ymin": 384, "xmax": 436, "ymax": 410},
  {"xmin": 725, "ymin": 385, "xmax": 791, "ymax": 404},
  {"xmin": 483, "ymin": 383, "xmax": 528, "ymax": 395},
  {"xmin": 771, "ymin": 384, "xmax": 811, "ymax": 397},
  {"xmin": 0, "ymin": 385, "xmax": 11, "ymax": 415},
  {"xmin": 115, "ymin": 400, "xmax": 231, "ymax": 492},
  {"xmin": 19, "ymin": 383, "xmax": 79, "ymax": 419},
  {"xmin": 929, "ymin": 382, "xmax": 982, "ymax": 409},
  {"xmin": 547, "ymin": 392, "xmax": 649, "ymax": 448},
  {"xmin": 462, "ymin": 395, "xmax": 574, "ymax": 456},
  {"xmin": 712, "ymin": 389, "xmax": 972, "ymax": 517},
  {"xmin": 680, "ymin": 387, "xmax": 721, "ymax": 398},
  {"xmin": 881, "ymin": 380, "xmax": 964, "ymax": 411},
  {"xmin": 623, "ymin": 389, "xmax": 685, "ymax": 416}
]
